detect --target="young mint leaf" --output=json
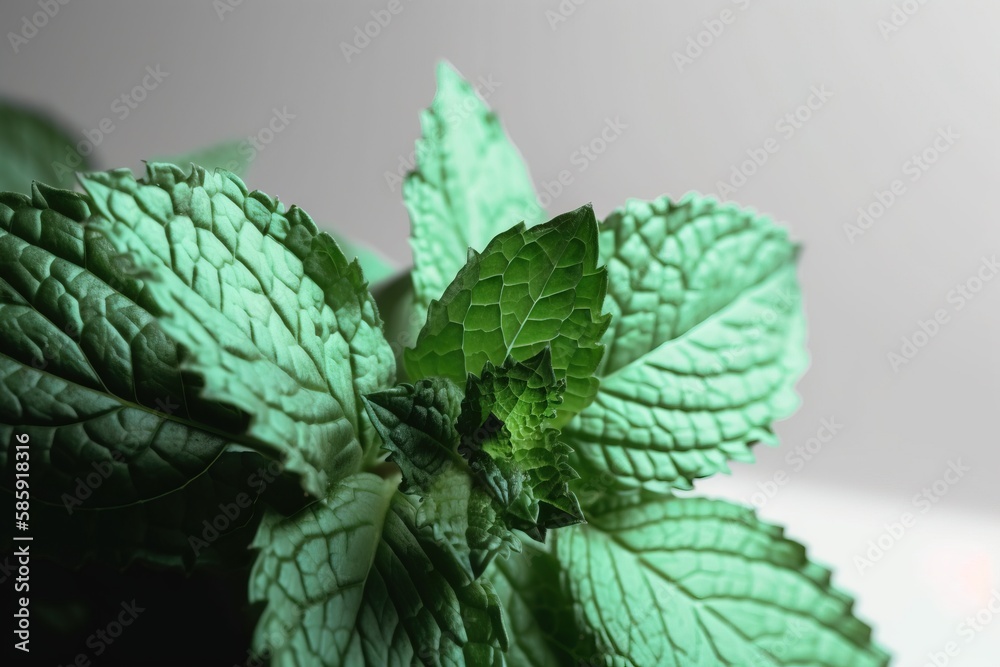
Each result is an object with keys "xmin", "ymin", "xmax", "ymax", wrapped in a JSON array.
[
  {"xmin": 406, "ymin": 62, "xmax": 544, "ymax": 326},
  {"xmin": 84, "ymin": 164, "xmax": 395, "ymax": 497},
  {"xmin": 555, "ymin": 492, "xmax": 889, "ymax": 666},
  {"xmin": 0, "ymin": 184, "xmax": 253, "ymax": 511},
  {"xmin": 364, "ymin": 377, "xmax": 466, "ymax": 492},
  {"xmin": 367, "ymin": 351, "xmax": 585, "ymax": 567},
  {"xmin": 250, "ymin": 479, "xmax": 508, "ymax": 667},
  {"xmin": 405, "ymin": 204, "xmax": 610, "ymax": 426},
  {"xmin": 459, "ymin": 349, "xmax": 583, "ymax": 540},
  {"xmin": 363, "ymin": 378, "xmax": 520, "ymax": 577},
  {"xmin": 0, "ymin": 100, "xmax": 92, "ymax": 193},
  {"xmin": 564, "ymin": 194, "xmax": 808, "ymax": 493}
]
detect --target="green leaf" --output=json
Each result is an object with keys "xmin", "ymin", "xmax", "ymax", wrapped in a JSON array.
[
  {"xmin": 363, "ymin": 378, "xmax": 520, "ymax": 577},
  {"xmin": 2, "ymin": 448, "xmax": 302, "ymax": 571},
  {"xmin": 250, "ymin": 478, "xmax": 508, "ymax": 666},
  {"xmin": 0, "ymin": 184, "xmax": 251, "ymax": 511},
  {"xmin": 370, "ymin": 271, "xmax": 420, "ymax": 384},
  {"xmin": 153, "ymin": 140, "xmax": 253, "ymax": 177},
  {"xmin": 405, "ymin": 204, "xmax": 610, "ymax": 426},
  {"xmin": 332, "ymin": 233, "xmax": 397, "ymax": 285},
  {"xmin": 366, "ymin": 350, "xmax": 584, "ymax": 567},
  {"xmin": 489, "ymin": 544, "xmax": 598, "ymax": 667},
  {"xmin": 364, "ymin": 377, "xmax": 466, "ymax": 494},
  {"xmin": 459, "ymin": 349, "xmax": 583, "ymax": 539},
  {"xmin": 406, "ymin": 61, "xmax": 544, "ymax": 325},
  {"xmin": 250, "ymin": 473, "xmax": 395, "ymax": 666},
  {"xmin": 555, "ymin": 492, "xmax": 889, "ymax": 666},
  {"xmin": 368, "ymin": 494, "xmax": 509, "ymax": 667},
  {"xmin": 84, "ymin": 164, "xmax": 395, "ymax": 497},
  {"xmin": 564, "ymin": 194, "xmax": 808, "ymax": 492},
  {"xmin": 0, "ymin": 99, "xmax": 92, "ymax": 193}
]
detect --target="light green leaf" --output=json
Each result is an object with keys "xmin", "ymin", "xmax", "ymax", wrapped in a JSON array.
[
  {"xmin": 364, "ymin": 377, "xmax": 466, "ymax": 494},
  {"xmin": 154, "ymin": 139, "xmax": 253, "ymax": 178},
  {"xmin": 406, "ymin": 61, "xmax": 544, "ymax": 325},
  {"xmin": 84, "ymin": 164, "xmax": 395, "ymax": 497},
  {"xmin": 459, "ymin": 349, "xmax": 583, "ymax": 540},
  {"xmin": 0, "ymin": 184, "xmax": 251, "ymax": 512},
  {"xmin": 564, "ymin": 194, "xmax": 808, "ymax": 492},
  {"xmin": 363, "ymin": 378, "xmax": 520, "ymax": 577},
  {"xmin": 250, "ymin": 472, "xmax": 395, "ymax": 666},
  {"xmin": 0, "ymin": 99, "xmax": 92, "ymax": 193},
  {"xmin": 250, "ymin": 478, "xmax": 508, "ymax": 667},
  {"xmin": 556, "ymin": 492, "xmax": 889, "ymax": 667},
  {"xmin": 406, "ymin": 204, "xmax": 610, "ymax": 426}
]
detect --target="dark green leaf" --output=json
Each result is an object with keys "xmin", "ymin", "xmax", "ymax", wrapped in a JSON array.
[{"xmin": 406, "ymin": 205, "xmax": 609, "ymax": 426}]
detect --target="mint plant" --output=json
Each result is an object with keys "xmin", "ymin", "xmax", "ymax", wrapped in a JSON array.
[{"xmin": 0, "ymin": 64, "xmax": 889, "ymax": 665}]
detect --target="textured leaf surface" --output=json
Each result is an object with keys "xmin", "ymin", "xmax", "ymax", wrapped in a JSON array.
[
  {"xmin": 556, "ymin": 492, "xmax": 889, "ymax": 667},
  {"xmin": 489, "ymin": 544, "xmax": 597, "ymax": 667},
  {"xmin": 251, "ymin": 479, "xmax": 508, "ymax": 667},
  {"xmin": 406, "ymin": 62, "xmax": 544, "ymax": 325},
  {"xmin": 364, "ymin": 378, "xmax": 520, "ymax": 577},
  {"xmin": 0, "ymin": 184, "xmax": 249, "ymax": 509},
  {"xmin": 364, "ymin": 378, "xmax": 466, "ymax": 495},
  {"xmin": 85, "ymin": 164, "xmax": 395, "ymax": 496},
  {"xmin": 564, "ymin": 195, "xmax": 808, "ymax": 492},
  {"xmin": 459, "ymin": 350, "xmax": 583, "ymax": 539},
  {"xmin": 406, "ymin": 205, "xmax": 609, "ymax": 425},
  {"xmin": 365, "ymin": 494, "xmax": 509, "ymax": 667},
  {"xmin": 0, "ymin": 100, "xmax": 91, "ymax": 193}
]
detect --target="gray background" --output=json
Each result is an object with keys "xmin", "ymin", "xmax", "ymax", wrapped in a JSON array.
[{"xmin": 2, "ymin": 1, "xmax": 998, "ymax": 662}]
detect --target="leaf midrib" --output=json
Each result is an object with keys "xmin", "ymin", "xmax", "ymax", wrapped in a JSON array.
[
  {"xmin": 500, "ymin": 218, "xmax": 583, "ymax": 363},
  {"xmin": 597, "ymin": 258, "xmax": 797, "ymax": 387}
]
